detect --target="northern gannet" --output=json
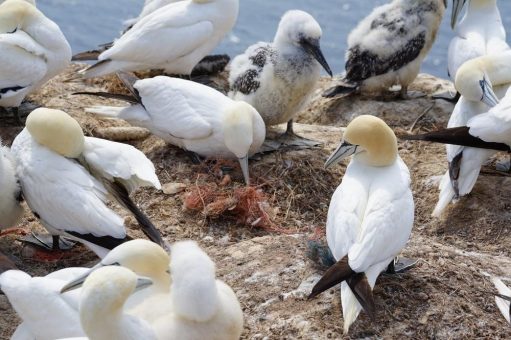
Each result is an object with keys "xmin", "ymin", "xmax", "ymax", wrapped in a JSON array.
[
  {"xmin": 323, "ymin": 0, "xmax": 445, "ymax": 98},
  {"xmin": 490, "ymin": 277, "xmax": 511, "ymax": 324},
  {"xmin": 10, "ymin": 108, "xmax": 163, "ymax": 257},
  {"xmin": 0, "ymin": 0, "xmax": 71, "ymax": 120},
  {"xmin": 66, "ymin": 266, "xmax": 157, "ymax": 340},
  {"xmin": 308, "ymin": 115, "xmax": 414, "ymax": 334},
  {"xmin": 228, "ymin": 10, "xmax": 332, "ymax": 144},
  {"xmin": 82, "ymin": 74, "xmax": 265, "ymax": 185},
  {"xmin": 81, "ymin": 0, "xmax": 239, "ymax": 78},
  {"xmin": 123, "ymin": 0, "xmax": 182, "ymax": 29},
  {"xmin": 0, "ymin": 141, "xmax": 23, "ymax": 230},
  {"xmin": 448, "ymin": 0, "xmax": 509, "ymax": 83},
  {"xmin": 152, "ymin": 240, "xmax": 244, "ymax": 340},
  {"xmin": 0, "ymin": 267, "xmax": 89, "ymax": 339}
]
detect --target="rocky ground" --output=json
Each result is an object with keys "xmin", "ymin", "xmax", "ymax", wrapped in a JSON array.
[{"xmin": 1, "ymin": 65, "xmax": 510, "ymax": 339}]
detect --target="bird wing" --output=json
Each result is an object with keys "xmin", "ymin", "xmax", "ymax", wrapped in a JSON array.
[
  {"xmin": 345, "ymin": 5, "xmax": 426, "ymax": 82},
  {"xmin": 82, "ymin": 137, "xmax": 161, "ymax": 193},
  {"xmin": 447, "ymin": 35, "xmax": 484, "ymax": 82},
  {"xmin": 12, "ymin": 131, "xmax": 126, "ymax": 239},
  {"xmin": 133, "ymin": 76, "xmax": 221, "ymax": 140},
  {"xmin": 0, "ymin": 31, "xmax": 47, "ymax": 91},
  {"xmin": 229, "ymin": 42, "xmax": 274, "ymax": 95},
  {"xmin": 491, "ymin": 277, "xmax": 511, "ymax": 324},
  {"xmin": 100, "ymin": 5, "xmax": 214, "ymax": 66},
  {"xmin": 468, "ymin": 94, "xmax": 511, "ymax": 146},
  {"xmin": 344, "ymin": 161, "xmax": 413, "ymax": 273}
]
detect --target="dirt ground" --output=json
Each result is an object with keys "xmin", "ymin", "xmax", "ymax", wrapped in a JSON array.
[{"xmin": 1, "ymin": 65, "xmax": 510, "ymax": 339}]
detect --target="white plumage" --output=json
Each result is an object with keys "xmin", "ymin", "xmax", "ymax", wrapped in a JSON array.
[
  {"xmin": 124, "ymin": 0, "xmax": 182, "ymax": 28},
  {"xmin": 228, "ymin": 10, "xmax": 332, "ymax": 129},
  {"xmin": 0, "ymin": 142, "xmax": 23, "ymax": 228},
  {"xmin": 152, "ymin": 240, "xmax": 244, "ymax": 340},
  {"xmin": 10, "ymin": 109, "xmax": 161, "ymax": 257},
  {"xmin": 448, "ymin": 0, "xmax": 509, "ymax": 82},
  {"xmin": 0, "ymin": 0, "xmax": 70, "ymax": 109},
  {"xmin": 310, "ymin": 115, "xmax": 414, "ymax": 333},
  {"xmin": 325, "ymin": 0, "xmax": 445, "ymax": 97},
  {"xmin": 491, "ymin": 277, "xmax": 511, "ymax": 324},
  {"xmin": 82, "ymin": 0, "xmax": 239, "ymax": 78},
  {"xmin": 86, "ymin": 76, "xmax": 265, "ymax": 184}
]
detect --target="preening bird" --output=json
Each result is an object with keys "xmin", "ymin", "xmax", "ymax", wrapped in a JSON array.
[
  {"xmin": 64, "ymin": 266, "xmax": 157, "ymax": 340},
  {"xmin": 10, "ymin": 108, "xmax": 163, "ymax": 257},
  {"xmin": 81, "ymin": 73, "xmax": 265, "ymax": 185},
  {"xmin": 228, "ymin": 10, "xmax": 332, "ymax": 144},
  {"xmin": 80, "ymin": 0, "xmax": 239, "ymax": 78},
  {"xmin": 0, "ymin": 0, "xmax": 71, "ymax": 119},
  {"xmin": 151, "ymin": 240, "xmax": 244, "ymax": 340},
  {"xmin": 308, "ymin": 115, "xmax": 414, "ymax": 334},
  {"xmin": 323, "ymin": 0, "xmax": 445, "ymax": 98},
  {"xmin": 448, "ymin": 0, "xmax": 509, "ymax": 83}
]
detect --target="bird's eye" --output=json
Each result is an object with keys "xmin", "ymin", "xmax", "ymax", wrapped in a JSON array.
[{"xmin": 7, "ymin": 27, "xmax": 17, "ymax": 34}]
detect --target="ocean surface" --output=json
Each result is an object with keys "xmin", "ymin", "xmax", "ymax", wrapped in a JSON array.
[{"xmin": 38, "ymin": 0, "xmax": 511, "ymax": 78}]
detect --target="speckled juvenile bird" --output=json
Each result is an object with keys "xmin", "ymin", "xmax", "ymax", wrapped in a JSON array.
[
  {"xmin": 228, "ymin": 10, "xmax": 332, "ymax": 146},
  {"xmin": 324, "ymin": 0, "xmax": 445, "ymax": 99}
]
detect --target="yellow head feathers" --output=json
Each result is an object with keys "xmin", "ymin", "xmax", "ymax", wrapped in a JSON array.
[
  {"xmin": 344, "ymin": 115, "xmax": 398, "ymax": 167},
  {"xmin": 26, "ymin": 108, "xmax": 85, "ymax": 158},
  {"xmin": 0, "ymin": 0, "xmax": 39, "ymax": 33}
]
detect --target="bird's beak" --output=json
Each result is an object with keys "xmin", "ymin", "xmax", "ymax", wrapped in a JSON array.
[
  {"xmin": 238, "ymin": 155, "xmax": 250, "ymax": 186},
  {"xmin": 451, "ymin": 0, "xmax": 467, "ymax": 29},
  {"xmin": 134, "ymin": 276, "xmax": 153, "ymax": 292},
  {"xmin": 60, "ymin": 262, "xmax": 108, "ymax": 293},
  {"xmin": 325, "ymin": 141, "xmax": 358, "ymax": 169},
  {"xmin": 480, "ymin": 77, "xmax": 500, "ymax": 107},
  {"xmin": 301, "ymin": 39, "xmax": 333, "ymax": 77}
]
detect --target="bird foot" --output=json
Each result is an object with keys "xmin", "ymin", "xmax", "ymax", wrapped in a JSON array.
[
  {"xmin": 19, "ymin": 233, "xmax": 76, "ymax": 251},
  {"xmin": 385, "ymin": 257, "xmax": 417, "ymax": 274},
  {"xmin": 399, "ymin": 90, "xmax": 426, "ymax": 100},
  {"xmin": 432, "ymin": 91, "xmax": 460, "ymax": 104},
  {"xmin": 306, "ymin": 239, "xmax": 336, "ymax": 269},
  {"xmin": 496, "ymin": 157, "xmax": 511, "ymax": 173},
  {"xmin": 261, "ymin": 132, "xmax": 322, "ymax": 152}
]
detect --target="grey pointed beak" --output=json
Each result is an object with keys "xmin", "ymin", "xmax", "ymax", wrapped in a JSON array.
[
  {"xmin": 480, "ymin": 77, "xmax": 500, "ymax": 107},
  {"xmin": 134, "ymin": 276, "xmax": 153, "ymax": 292},
  {"xmin": 451, "ymin": 0, "xmax": 467, "ymax": 29},
  {"xmin": 60, "ymin": 263, "xmax": 104, "ymax": 293},
  {"xmin": 238, "ymin": 155, "xmax": 250, "ymax": 186},
  {"xmin": 325, "ymin": 141, "xmax": 358, "ymax": 169},
  {"xmin": 300, "ymin": 39, "xmax": 333, "ymax": 77}
]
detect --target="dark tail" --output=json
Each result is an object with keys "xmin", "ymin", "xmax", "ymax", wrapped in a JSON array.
[
  {"xmin": 109, "ymin": 180, "xmax": 164, "ymax": 247},
  {"xmin": 399, "ymin": 126, "xmax": 511, "ymax": 152},
  {"xmin": 322, "ymin": 84, "xmax": 358, "ymax": 98},
  {"xmin": 115, "ymin": 71, "xmax": 142, "ymax": 103}
]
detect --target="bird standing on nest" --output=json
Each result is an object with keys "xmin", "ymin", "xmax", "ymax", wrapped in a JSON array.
[
  {"xmin": 10, "ymin": 108, "xmax": 163, "ymax": 257},
  {"xmin": 228, "ymin": 10, "xmax": 332, "ymax": 148},
  {"xmin": 308, "ymin": 115, "xmax": 415, "ymax": 334},
  {"xmin": 0, "ymin": 0, "xmax": 71, "ymax": 122},
  {"xmin": 81, "ymin": 73, "xmax": 265, "ymax": 185},
  {"xmin": 80, "ymin": 0, "xmax": 239, "ymax": 79},
  {"xmin": 324, "ymin": 0, "xmax": 445, "ymax": 99}
]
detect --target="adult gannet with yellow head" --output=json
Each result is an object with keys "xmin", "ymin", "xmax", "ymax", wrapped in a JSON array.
[
  {"xmin": 308, "ymin": 115, "xmax": 414, "ymax": 333},
  {"xmin": 81, "ymin": 0, "xmax": 239, "ymax": 78},
  {"xmin": 152, "ymin": 240, "xmax": 243, "ymax": 340},
  {"xmin": 10, "ymin": 108, "xmax": 163, "ymax": 257},
  {"xmin": 83, "ymin": 74, "xmax": 265, "ymax": 185},
  {"xmin": 0, "ymin": 0, "xmax": 71, "ymax": 119},
  {"xmin": 323, "ymin": 0, "xmax": 445, "ymax": 98},
  {"xmin": 448, "ymin": 0, "xmax": 509, "ymax": 83}
]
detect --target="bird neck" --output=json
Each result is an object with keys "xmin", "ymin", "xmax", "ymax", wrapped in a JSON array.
[
  {"xmin": 485, "ymin": 53, "xmax": 511, "ymax": 87},
  {"xmin": 468, "ymin": 0, "xmax": 497, "ymax": 11}
]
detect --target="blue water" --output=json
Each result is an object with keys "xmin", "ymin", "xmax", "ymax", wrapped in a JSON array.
[{"xmin": 38, "ymin": 0, "xmax": 511, "ymax": 78}]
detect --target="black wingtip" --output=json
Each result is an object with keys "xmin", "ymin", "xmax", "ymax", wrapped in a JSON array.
[
  {"xmin": 347, "ymin": 272, "xmax": 376, "ymax": 322},
  {"xmin": 308, "ymin": 256, "xmax": 354, "ymax": 299},
  {"xmin": 73, "ymin": 91, "xmax": 139, "ymax": 104},
  {"xmin": 322, "ymin": 85, "xmax": 357, "ymax": 98},
  {"xmin": 115, "ymin": 72, "xmax": 142, "ymax": 103},
  {"xmin": 72, "ymin": 50, "xmax": 102, "ymax": 61}
]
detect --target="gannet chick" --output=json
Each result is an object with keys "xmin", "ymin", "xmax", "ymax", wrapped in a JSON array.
[
  {"xmin": 490, "ymin": 277, "xmax": 511, "ymax": 324},
  {"xmin": 73, "ymin": 266, "xmax": 157, "ymax": 340},
  {"xmin": 228, "ymin": 10, "xmax": 332, "ymax": 144},
  {"xmin": 61, "ymin": 239, "xmax": 172, "ymax": 322},
  {"xmin": 152, "ymin": 241, "xmax": 243, "ymax": 340},
  {"xmin": 81, "ymin": 0, "xmax": 239, "ymax": 78},
  {"xmin": 0, "ymin": 267, "xmax": 89, "ymax": 339},
  {"xmin": 308, "ymin": 115, "xmax": 414, "ymax": 334},
  {"xmin": 323, "ymin": 0, "xmax": 445, "ymax": 99},
  {"xmin": 0, "ymin": 141, "xmax": 23, "ymax": 229},
  {"xmin": 81, "ymin": 74, "xmax": 265, "ymax": 185},
  {"xmin": 448, "ymin": 0, "xmax": 509, "ymax": 83},
  {"xmin": 0, "ymin": 0, "xmax": 71, "ymax": 119},
  {"xmin": 10, "ymin": 108, "xmax": 163, "ymax": 257}
]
